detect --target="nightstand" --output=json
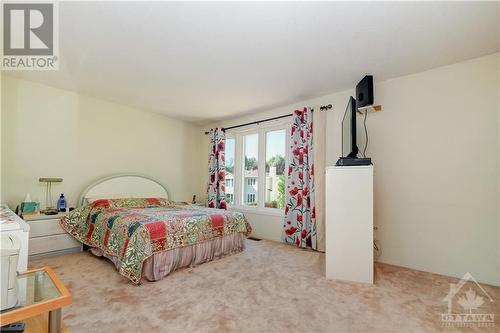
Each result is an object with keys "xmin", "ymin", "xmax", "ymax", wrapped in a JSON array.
[{"xmin": 22, "ymin": 213, "xmax": 82, "ymax": 260}]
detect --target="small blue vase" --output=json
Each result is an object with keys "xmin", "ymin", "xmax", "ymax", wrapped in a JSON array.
[{"xmin": 57, "ymin": 194, "xmax": 67, "ymax": 212}]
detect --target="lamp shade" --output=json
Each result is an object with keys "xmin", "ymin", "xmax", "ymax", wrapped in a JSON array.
[{"xmin": 39, "ymin": 177, "xmax": 63, "ymax": 183}]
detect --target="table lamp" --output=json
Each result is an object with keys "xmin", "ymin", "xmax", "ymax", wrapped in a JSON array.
[{"xmin": 39, "ymin": 177, "xmax": 63, "ymax": 215}]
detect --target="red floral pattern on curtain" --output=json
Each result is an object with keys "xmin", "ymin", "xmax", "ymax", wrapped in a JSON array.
[
  {"xmin": 282, "ymin": 107, "xmax": 317, "ymax": 249},
  {"xmin": 207, "ymin": 128, "xmax": 227, "ymax": 209}
]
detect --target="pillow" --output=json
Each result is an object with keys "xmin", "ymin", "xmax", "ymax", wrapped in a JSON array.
[
  {"xmin": 84, "ymin": 194, "xmax": 131, "ymax": 204},
  {"xmin": 90, "ymin": 197, "xmax": 171, "ymax": 209}
]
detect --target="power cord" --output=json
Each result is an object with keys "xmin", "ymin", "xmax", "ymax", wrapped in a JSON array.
[
  {"xmin": 362, "ymin": 109, "xmax": 368, "ymax": 158},
  {"xmin": 374, "ymin": 239, "xmax": 382, "ymax": 260},
  {"xmin": 374, "ymin": 226, "xmax": 381, "ymax": 260}
]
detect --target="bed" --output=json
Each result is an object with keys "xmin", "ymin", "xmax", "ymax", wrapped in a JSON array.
[{"xmin": 60, "ymin": 174, "xmax": 251, "ymax": 284}]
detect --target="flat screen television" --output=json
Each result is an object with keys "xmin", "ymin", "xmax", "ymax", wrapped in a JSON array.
[
  {"xmin": 336, "ymin": 76, "xmax": 373, "ymax": 166},
  {"xmin": 340, "ymin": 96, "xmax": 358, "ymax": 159}
]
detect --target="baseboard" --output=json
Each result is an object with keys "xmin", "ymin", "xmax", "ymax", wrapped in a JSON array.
[{"xmin": 28, "ymin": 247, "xmax": 82, "ymax": 262}]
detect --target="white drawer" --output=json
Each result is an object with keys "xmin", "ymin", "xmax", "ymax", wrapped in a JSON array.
[
  {"xmin": 28, "ymin": 234, "xmax": 82, "ymax": 256},
  {"xmin": 27, "ymin": 218, "xmax": 65, "ymax": 238}
]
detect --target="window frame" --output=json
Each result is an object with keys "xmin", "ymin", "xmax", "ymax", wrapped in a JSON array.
[
  {"xmin": 224, "ymin": 119, "xmax": 290, "ymax": 216},
  {"xmin": 224, "ymin": 137, "xmax": 236, "ymax": 206}
]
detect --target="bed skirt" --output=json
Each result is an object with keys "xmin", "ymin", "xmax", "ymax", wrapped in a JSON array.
[{"xmin": 91, "ymin": 233, "xmax": 246, "ymax": 282}]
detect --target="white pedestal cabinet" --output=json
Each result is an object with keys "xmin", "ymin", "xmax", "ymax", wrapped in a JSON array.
[{"xmin": 325, "ymin": 165, "xmax": 373, "ymax": 284}]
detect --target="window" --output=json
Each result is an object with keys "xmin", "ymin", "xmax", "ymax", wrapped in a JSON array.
[
  {"xmin": 265, "ymin": 129, "xmax": 286, "ymax": 209},
  {"xmin": 246, "ymin": 193, "xmax": 256, "ymax": 203},
  {"xmin": 225, "ymin": 121, "xmax": 289, "ymax": 212},
  {"xmin": 224, "ymin": 138, "xmax": 235, "ymax": 205},
  {"xmin": 243, "ymin": 133, "xmax": 258, "ymax": 207}
]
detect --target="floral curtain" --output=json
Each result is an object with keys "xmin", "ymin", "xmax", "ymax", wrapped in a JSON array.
[
  {"xmin": 207, "ymin": 128, "xmax": 227, "ymax": 209},
  {"xmin": 282, "ymin": 107, "xmax": 317, "ymax": 249},
  {"xmin": 312, "ymin": 106, "xmax": 326, "ymax": 252}
]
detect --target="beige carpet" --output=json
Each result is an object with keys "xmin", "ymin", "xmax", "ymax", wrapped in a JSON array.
[{"xmin": 29, "ymin": 240, "xmax": 499, "ymax": 333}]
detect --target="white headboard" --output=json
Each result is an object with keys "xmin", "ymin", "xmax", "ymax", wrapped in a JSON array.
[{"xmin": 78, "ymin": 173, "xmax": 169, "ymax": 206}]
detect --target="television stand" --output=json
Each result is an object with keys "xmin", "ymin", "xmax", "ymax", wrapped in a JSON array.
[
  {"xmin": 325, "ymin": 165, "xmax": 374, "ymax": 283},
  {"xmin": 335, "ymin": 157, "xmax": 372, "ymax": 166}
]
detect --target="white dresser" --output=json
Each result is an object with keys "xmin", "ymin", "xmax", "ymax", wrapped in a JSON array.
[
  {"xmin": 23, "ymin": 213, "xmax": 82, "ymax": 260},
  {"xmin": 0, "ymin": 204, "xmax": 29, "ymax": 272},
  {"xmin": 325, "ymin": 165, "xmax": 374, "ymax": 284}
]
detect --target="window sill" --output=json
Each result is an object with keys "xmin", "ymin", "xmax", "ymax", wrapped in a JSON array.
[{"xmin": 228, "ymin": 205, "xmax": 284, "ymax": 217}]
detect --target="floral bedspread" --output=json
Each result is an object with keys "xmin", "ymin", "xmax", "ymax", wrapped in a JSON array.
[{"xmin": 60, "ymin": 198, "xmax": 251, "ymax": 284}]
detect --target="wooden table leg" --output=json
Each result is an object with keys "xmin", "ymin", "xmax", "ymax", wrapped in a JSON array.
[{"xmin": 48, "ymin": 309, "xmax": 61, "ymax": 333}]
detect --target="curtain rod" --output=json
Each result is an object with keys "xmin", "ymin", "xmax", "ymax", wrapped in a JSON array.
[{"xmin": 204, "ymin": 104, "xmax": 332, "ymax": 135}]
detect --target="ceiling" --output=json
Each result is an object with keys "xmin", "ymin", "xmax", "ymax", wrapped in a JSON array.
[{"xmin": 7, "ymin": 1, "xmax": 500, "ymax": 124}]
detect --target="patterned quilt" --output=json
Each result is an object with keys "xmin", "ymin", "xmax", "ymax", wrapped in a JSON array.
[{"xmin": 60, "ymin": 198, "xmax": 251, "ymax": 284}]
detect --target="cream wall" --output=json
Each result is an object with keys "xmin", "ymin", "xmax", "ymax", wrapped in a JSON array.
[
  {"xmin": 496, "ymin": 3, "xmax": 500, "ymax": 287},
  {"xmin": 1, "ymin": 75, "xmax": 206, "ymax": 209},
  {"xmin": 0, "ymin": 71, "xmax": 3, "ymax": 200},
  {"xmin": 205, "ymin": 53, "xmax": 500, "ymax": 286}
]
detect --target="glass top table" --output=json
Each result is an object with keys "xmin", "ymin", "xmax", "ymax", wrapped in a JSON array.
[{"xmin": 0, "ymin": 267, "xmax": 71, "ymax": 333}]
